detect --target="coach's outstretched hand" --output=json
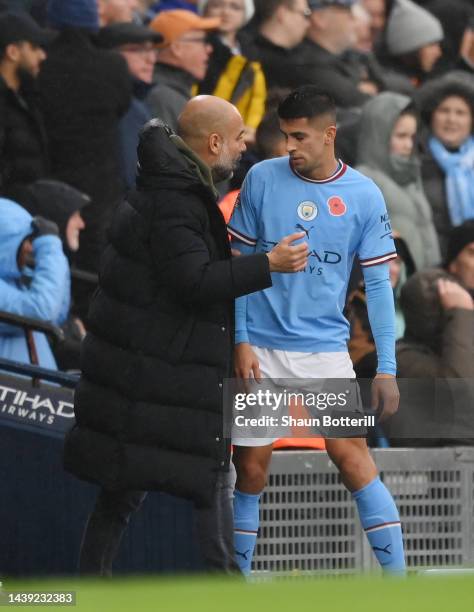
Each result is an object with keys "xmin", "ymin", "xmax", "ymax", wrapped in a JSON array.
[
  {"xmin": 267, "ymin": 232, "xmax": 308, "ymax": 273},
  {"xmin": 371, "ymin": 374, "xmax": 400, "ymax": 421}
]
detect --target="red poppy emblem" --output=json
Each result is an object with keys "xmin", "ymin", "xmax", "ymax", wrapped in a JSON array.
[{"xmin": 327, "ymin": 196, "xmax": 347, "ymax": 216}]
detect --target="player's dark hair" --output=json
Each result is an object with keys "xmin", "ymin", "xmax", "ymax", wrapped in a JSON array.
[{"xmin": 278, "ymin": 86, "xmax": 337, "ymax": 123}]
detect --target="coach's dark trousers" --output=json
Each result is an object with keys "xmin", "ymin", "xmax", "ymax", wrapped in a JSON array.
[{"xmin": 78, "ymin": 466, "xmax": 239, "ymax": 576}]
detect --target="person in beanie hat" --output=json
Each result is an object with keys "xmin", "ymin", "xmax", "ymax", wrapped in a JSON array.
[
  {"xmin": 38, "ymin": 0, "xmax": 131, "ymax": 323},
  {"xmin": 17, "ymin": 178, "xmax": 91, "ymax": 370},
  {"xmin": 0, "ymin": 197, "xmax": 70, "ymax": 372},
  {"xmin": 384, "ymin": 0, "xmax": 443, "ymax": 85},
  {"xmin": 445, "ymin": 221, "xmax": 474, "ymax": 295},
  {"xmin": 19, "ymin": 179, "xmax": 90, "ymax": 256}
]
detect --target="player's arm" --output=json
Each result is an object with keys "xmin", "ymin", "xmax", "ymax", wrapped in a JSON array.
[
  {"xmin": 362, "ymin": 263, "xmax": 400, "ymax": 420},
  {"xmin": 358, "ymin": 185, "xmax": 399, "ymax": 419}
]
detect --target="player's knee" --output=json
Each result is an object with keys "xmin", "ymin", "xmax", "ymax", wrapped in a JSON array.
[
  {"xmin": 336, "ymin": 453, "xmax": 367, "ymax": 482},
  {"xmin": 327, "ymin": 444, "xmax": 373, "ymax": 484},
  {"xmin": 235, "ymin": 460, "xmax": 267, "ymax": 494}
]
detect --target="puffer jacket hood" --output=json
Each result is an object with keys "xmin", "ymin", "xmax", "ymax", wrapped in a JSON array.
[
  {"xmin": 136, "ymin": 118, "xmax": 219, "ymax": 199},
  {"xmin": 0, "ymin": 198, "xmax": 33, "ymax": 281},
  {"xmin": 400, "ymin": 268, "xmax": 453, "ymax": 350},
  {"xmin": 357, "ymin": 91, "xmax": 414, "ymax": 177}
]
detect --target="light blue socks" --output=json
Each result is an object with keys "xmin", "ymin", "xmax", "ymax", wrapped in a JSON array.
[
  {"xmin": 353, "ymin": 476, "xmax": 406, "ymax": 573},
  {"xmin": 233, "ymin": 489, "xmax": 260, "ymax": 575}
]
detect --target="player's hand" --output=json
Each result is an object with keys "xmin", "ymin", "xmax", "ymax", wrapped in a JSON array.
[
  {"xmin": 371, "ymin": 374, "xmax": 400, "ymax": 421},
  {"xmin": 267, "ymin": 232, "xmax": 308, "ymax": 273},
  {"xmin": 437, "ymin": 278, "xmax": 474, "ymax": 311},
  {"xmin": 235, "ymin": 343, "xmax": 261, "ymax": 392},
  {"xmin": 231, "ymin": 248, "xmax": 241, "ymax": 257}
]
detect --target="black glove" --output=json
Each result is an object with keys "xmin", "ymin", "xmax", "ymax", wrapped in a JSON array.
[{"xmin": 31, "ymin": 216, "xmax": 60, "ymax": 239}]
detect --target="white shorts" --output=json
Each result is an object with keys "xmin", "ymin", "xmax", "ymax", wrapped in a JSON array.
[{"xmin": 232, "ymin": 347, "xmax": 356, "ymax": 447}]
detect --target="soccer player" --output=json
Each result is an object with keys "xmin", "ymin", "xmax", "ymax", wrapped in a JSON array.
[{"xmin": 228, "ymin": 86, "xmax": 406, "ymax": 575}]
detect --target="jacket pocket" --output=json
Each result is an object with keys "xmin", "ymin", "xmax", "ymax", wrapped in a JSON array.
[{"xmin": 166, "ymin": 316, "xmax": 196, "ymax": 363}]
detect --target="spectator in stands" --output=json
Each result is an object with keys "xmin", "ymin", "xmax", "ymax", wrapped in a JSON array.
[
  {"xmin": 98, "ymin": 22, "xmax": 163, "ymax": 191},
  {"xmin": 424, "ymin": 0, "xmax": 474, "ymax": 77},
  {"xmin": 417, "ymin": 76, "xmax": 474, "ymax": 260},
  {"xmin": 0, "ymin": 12, "xmax": 52, "ymax": 201},
  {"xmin": 19, "ymin": 179, "xmax": 90, "ymax": 261},
  {"xmin": 383, "ymin": 0, "xmax": 443, "ymax": 87},
  {"xmin": 299, "ymin": 0, "xmax": 382, "ymax": 108},
  {"xmin": 352, "ymin": 1, "xmax": 372, "ymax": 54},
  {"xmin": 39, "ymin": 0, "xmax": 131, "ymax": 322},
  {"xmin": 147, "ymin": 9, "xmax": 219, "ymax": 129},
  {"xmin": 445, "ymin": 221, "xmax": 474, "ymax": 298},
  {"xmin": 64, "ymin": 96, "xmax": 307, "ymax": 576},
  {"xmin": 360, "ymin": 0, "xmax": 393, "ymax": 49},
  {"xmin": 198, "ymin": 0, "xmax": 266, "ymax": 144},
  {"xmin": 356, "ymin": 91, "xmax": 441, "ymax": 270},
  {"xmin": 240, "ymin": 0, "xmax": 310, "ymax": 90},
  {"xmin": 98, "ymin": 0, "xmax": 139, "ymax": 25},
  {"xmin": 394, "ymin": 268, "xmax": 474, "ymax": 446},
  {"xmin": 348, "ymin": 1, "xmax": 412, "ymax": 97},
  {"xmin": 18, "ymin": 179, "xmax": 91, "ymax": 370},
  {"xmin": 0, "ymin": 198, "xmax": 69, "ymax": 370}
]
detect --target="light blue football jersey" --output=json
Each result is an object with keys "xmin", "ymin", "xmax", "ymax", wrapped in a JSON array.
[{"xmin": 229, "ymin": 157, "xmax": 397, "ymax": 353}]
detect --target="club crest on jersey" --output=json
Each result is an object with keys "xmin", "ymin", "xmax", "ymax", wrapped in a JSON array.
[
  {"xmin": 297, "ymin": 201, "xmax": 318, "ymax": 221},
  {"xmin": 327, "ymin": 196, "xmax": 347, "ymax": 217}
]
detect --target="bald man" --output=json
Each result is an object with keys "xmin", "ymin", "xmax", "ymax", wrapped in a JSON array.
[{"xmin": 66, "ymin": 95, "xmax": 309, "ymax": 576}]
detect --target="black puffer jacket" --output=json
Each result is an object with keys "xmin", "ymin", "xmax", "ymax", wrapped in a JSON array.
[
  {"xmin": 64, "ymin": 121, "xmax": 272, "ymax": 507},
  {"xmin": 0, "ymin": 74, "xmax": 50, "ymax": 199}
]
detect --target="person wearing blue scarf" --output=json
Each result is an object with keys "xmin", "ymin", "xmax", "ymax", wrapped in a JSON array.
[
  {"xmin": 418, "ymin": 76, "xmax": 474, "ymax": 258},
  {"xmin": 428, "ymin": 134, "xmax": 474, "ymax": 227}
]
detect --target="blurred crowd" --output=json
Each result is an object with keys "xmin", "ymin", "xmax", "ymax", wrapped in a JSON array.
[{"xmin": 0, "ymin": 0, "xmax": 473, "ymax": 446}]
